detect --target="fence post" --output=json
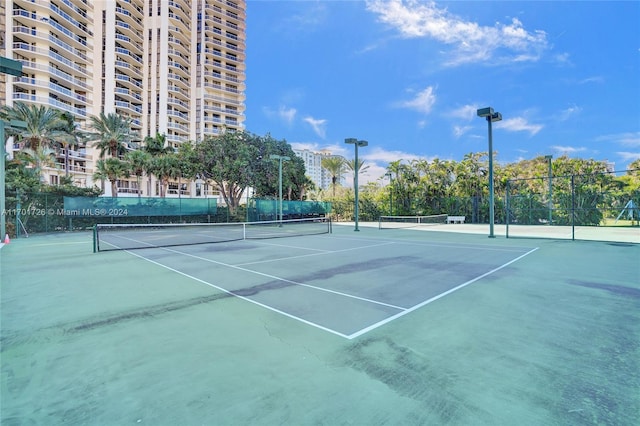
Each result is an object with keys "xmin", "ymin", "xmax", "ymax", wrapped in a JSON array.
[
  {"xmin": 571, "ymin": 174, "xmax": 575, "ymax": 240},
  {"xmin": 15, "ymin": 190, "xmax": 21, "ymax": 238},
  {"xmin": 506, "ymin": 181, "xmax": 510, "ymax": 238}
]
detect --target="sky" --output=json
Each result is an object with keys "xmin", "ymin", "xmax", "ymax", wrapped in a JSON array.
[{"xmin": 244, "ymin": 0, "xmax": 640, "ymax": 184}]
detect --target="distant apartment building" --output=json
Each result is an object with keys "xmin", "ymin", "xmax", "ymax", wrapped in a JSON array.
[
  {"xmin": 293, "ymin": 148, "xmax": 346, "ymax": 190},
  {"xmin": 2, "ymin": 0, "xmax": 246, "ymax": 196}
]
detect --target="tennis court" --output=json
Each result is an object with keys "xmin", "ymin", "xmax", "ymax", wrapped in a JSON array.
[{"xmin": 1, "ymin": 221, "xmax": 639, "ymax": 425}]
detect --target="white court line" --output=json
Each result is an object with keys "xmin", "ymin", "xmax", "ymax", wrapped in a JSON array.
[
  {"xmin": 158, "ymin": 246, "xmax": 406, "ymax": 311},
  {"xmin": 31, "ymin": 241, "xmax": 88, "ymax": 247},
  {"xmin": 327, "ymin": 234, "xmax": 536, "ymax": 252},
  {"xmin": 235, "ymin": 241, "xmax": 396, "ymax": 266},
  {"xmin": 124, "ymin": 250, "xmax": 352, "ymax": 339},
  {"xmin": 120, "ymin": 239, "xmax": 539, "ymax": 340},
  {"xmin": 252, "ymin": 240, "xmax": 332, "ymax": 253},
  {"xmin": 346, "ymin": 247, "xmax": 540, "ymax": 339}
]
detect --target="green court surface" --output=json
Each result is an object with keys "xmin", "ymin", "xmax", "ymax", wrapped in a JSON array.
[{"xmin": 1, "ymin": 224, "xmax": 639, "ymax": 425}]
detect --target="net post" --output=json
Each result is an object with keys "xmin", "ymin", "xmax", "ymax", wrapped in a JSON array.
[
  {"xmin": 93, "ymin": 225, "xmax": 98, "ymax": 253},
  {"xmin": 329, "ymin": 217, "xmax": 332, "ymax": 233}
]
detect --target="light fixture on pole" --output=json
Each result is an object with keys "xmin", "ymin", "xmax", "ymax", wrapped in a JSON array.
[
  {"xmin": 269, "ymin": 154, "xmax": 290, "ymax": 223},
  {"xmin": 477, "ymin": 107, "xmax": 502, "ymax": 238},
  {"xmin": 385, "ymin": 172, "xmax": 393, "ymax": 215},
  {"xmin": 545, "ymin": 155, "xmax": 553, "ymax": 225},
  {"xmin": 345, "ymin": 138, "xmax": 368, "ymax": 231}
]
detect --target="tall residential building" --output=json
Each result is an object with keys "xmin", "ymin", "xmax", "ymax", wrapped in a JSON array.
[
  {"xmin": 2, "ymin": 0, "xmax": 246, "ymax": 196},
  {"xmin": 293, "ymin": 148, "xmax": 345, "ymax": 190}
]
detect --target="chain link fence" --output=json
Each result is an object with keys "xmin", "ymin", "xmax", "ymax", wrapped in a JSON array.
[{"xmin": 506, "ymin": 171, "xmax": 639, "ymax": 227}]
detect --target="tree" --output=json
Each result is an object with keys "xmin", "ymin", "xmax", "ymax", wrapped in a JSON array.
[
  {"xmin": 125, "ymin": 150, "xmax": 151, "ymax": 197},
  {"xmin": 143, "ymin": 132, "xmax": 173, "ymax": 156},
  {"xmin": 87, "ymin": 112, "xmax": 137, "ymax": 159},
  {"xmin": 321, "ymin": 156, "xmax": 345, "ymax": 196},
  {"xmin": 195, "ymin": 131, "xmax": 260, "ymax": 212},
  {"xmin": 93, "ymin": 158, "xmax": 130, "ymax": 198},
  {"xmin": 149, "ymin": 153, "xmax": 182, "ymax": 198},
  {"xmin": 13, "ymin": 147, "xmax": 57, "ymax": 183},
  {"xmin": 345, "ymin": 158, "xmax": 369, "ymax": 176},
  {"xmin": 193, "ymin": 131, "xmax": 307, "ymax": 213},
  {"xmin": 53, "ymin": 111, "xmax": 84, "ymax": 177},
  {"xmin": 385, "ymin": 160, "xmax": 417, "ymax": 215},
  {"xmin": 0, "ymin": 102, "xmax": 65, "ymax": 151}
]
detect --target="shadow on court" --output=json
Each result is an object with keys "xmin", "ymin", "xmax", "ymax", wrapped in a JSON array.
[{"xmin": 1, "ymin": 225, "xmax": 638, "ymax": 425}]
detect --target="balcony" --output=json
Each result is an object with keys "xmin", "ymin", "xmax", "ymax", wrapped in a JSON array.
[
  {"xmin": 115, "ymin": 73, "xmax": 143, "ymax": 90},
  {"xmin": 115, "ymin": 100, "xmax": 143, "ymax": 115},
  {"xmin": 57, "ymin": 0, "xmax": 90, "ymax": 21},
  {"xmin": 168, "ymin": 109, "xmax": 189, "ymax": 120},
  {"xmin": 115, "ymin": 6, "xmax": 142, "ymax": 28},
  {"xmin": 50, "ymin": 3, "xmax": 92, "ymax": 36},
  {"xmin": 59, "ymin": 148, "xmax": 92, "ymax": 161},
  {"xmin": 114, "ymin": 60, "xmax": 143, "ymax": 78},
  {"xmin": 115, "ymin": 46, "xmax": 143, "ymax": 64},
  {"xmin": 49, "ymin": 34, "xmax": 88, "ymax": 61},
  {"xmin": 115, "ymin": 32, "xmax": 143, "ymax": 55},
  {"xmin": 168, "ymin": 11, "xmax": 190, "ymax": 33},
  {"xmin": 167, "ymin": 96, "xmax": 189, "ymax": 109},
  {"xmin": 115, "ymin": 86, "xmax": 142, "ymax": 102}
]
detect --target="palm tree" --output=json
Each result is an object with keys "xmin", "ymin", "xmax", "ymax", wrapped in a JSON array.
[
  {"xmin": 345, "ymin": 158, "xmax": 369, "ymax": 175},
  {"xmin": 0, "ymin": 102, "xmax": 65, "ymax": 151},
  {"xmin": 125, "ymin": 150, "xmax": 151, "ymax": 197},
  {"xmin": 143, "ymin": 132, "xmax": 173, "ymax": 155},
  {"xmin": 321, "ymin": 156, "xmax": 345, "ymax": 196},
  {"xmin": 14, "ymin": 147, "xmax": 58, "ymax": 183},
  {"xmin": 345, "ymin": 158, "xmax": 370, "ymax": 191},
  {"xmin": 87, "ymin": 112, "xmax": 137, "ymax": 159},
  {"xmin": 93, "ymin": 158, "xmax": 130, "ymax": 198},
  {"xmin": 53, "ymin": 111, "xmax": 84, "ymax": 177},
  {"xmin": 149, "ymin": 153, "xmax": 181, "ymax": 197}
]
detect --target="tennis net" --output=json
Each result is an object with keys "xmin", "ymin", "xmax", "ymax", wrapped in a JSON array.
[
  {"xmin": 94, "ymin": 217, "xmax": 332, "ymax": 252},
  {"xmin": 378, "ymin": 214, "xmax": 448, "ymax": 230}
]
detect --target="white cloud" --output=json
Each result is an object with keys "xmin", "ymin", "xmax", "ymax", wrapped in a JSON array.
[
  {"xmin": 362, "ymin": 146, "xmax": 423, "ymax": 163},
  {"xmin": 285, "ymin": 2, "xmax": 328, "ymax": 32},
  {"xmin": 278, "ymin": 106, "xmax": 297, "ymax": 125},
  {"xmin": 366, "ymin": 0, "xmax": 548, "ymax": 66},
  {"xmin": 554, "ymin": 52, "xmax": 571, "ymax": 65},
  {"xmin": 453, "ymin": 125, "xmax": 473, "ymax": 138},
  {"xmin": 448, "ymin": 104, "xmax": 478, "ymax": 121},
  {"xmin": 398, "ymin": 86, "xmax": 437, "ymax": 114},
  {"xmin": 578, "ymin": 76, "xmax": 605, "ymax": 84},
  {"xmin": 558, "ymin": 104, "xmax": 582, "ymax": 121},
  {"xmin": 596, "ymin": 132, "xmax": 640, "ymax": 147},
  {"xmin": 263, "ymin": 105, "xmax": 297, "ymax": 125},
  {"xmin": 551, "ymin": 145, "xmax": 588, "ymax": 155},
  {"xmin": 496, "ymin": 117, "xmax": 543, "ymax": 135},
  {"xmin": 303, "ymin": 116, "xmax": 327, "ymax": 138},
  {"xmin": 616, "ymin": 152, "xmax": 640, "ymax": 162}
]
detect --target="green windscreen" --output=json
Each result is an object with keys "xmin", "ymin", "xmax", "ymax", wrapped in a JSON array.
[
  {"xmin": 249, "ymin": 199, "xmax": 331, "ymax": 221},
  {"xmin": 63, "ymin": 196, "xmax": 217, "ymax": 217}
]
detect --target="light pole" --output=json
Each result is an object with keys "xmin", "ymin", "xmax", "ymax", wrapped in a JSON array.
[
  {"xmin": 269, "ymin": 154, "xmax": 290, "ymax": 223},
  {"xmin": 477, "ymin": 107, "xmax": 502, "ymax": 238},
  {"xmin": 345, "ymin": 138, "xmax": 368, "ymax": 231},
  {"xmin": 385, "ymin": 172, "xmax": 393, "ymax": 215},
  {"xmin": 545, "ymin": 155, "xmax": 553, "ymax": 225}
]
